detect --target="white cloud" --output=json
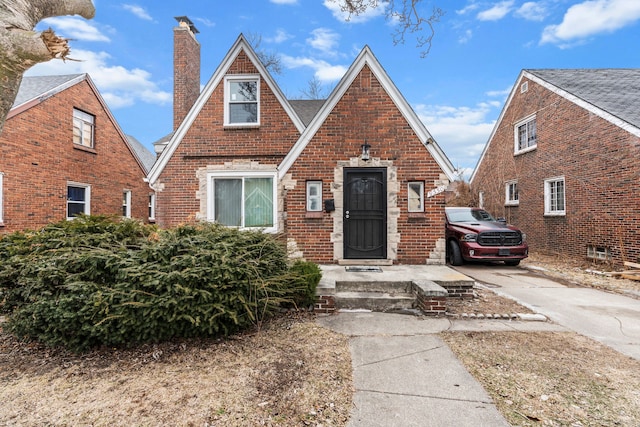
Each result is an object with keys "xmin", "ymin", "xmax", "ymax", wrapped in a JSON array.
[
  {"xmin": 122, "ymin": 4, "xmax": 152, "ymax": 21},
  {"xmin": 265, "ymin": 29, "xmax": 293, "ymax": 44},
  {"xmin": 307, "ymin": 28, "xmax": 340, "ymax": 54},
  {"xmin": 515, "ymin": 2, "xmax": 548, "ymax": 22},
  {"xmin": 458, "ymin": 29, "xmax": 473, "ymax": 44},
  {"xmin": 40, "ymin": 17, "xmax": 110, "ymax": 42},
  {"xmin": 281, "ymin": 55, "xmax": 347, "ymax": 82},
  {"xmin": 456, "ymin": 3, "xmax": 480, "ymax": 15},
  {"xmin": 415, "ymin": 102, "xmax": 499, "ymax": 172},
  {"xmin": 477, "ymin": 1, "xmax": 515, "ymax": 21},
  {"xmin": 541, "ymin": 0, "xmax": 640, "ymax": 45},
  {"xmin": 323, "ymin": 0, "xmax": 386, "ymax": 23},
  {"xmin": 193, "ymin": 17, "xmax": 215, "ymax": 28},
  {"xmin": 25, "ymin": 49, "xmax": 170, "ymax": 109}
]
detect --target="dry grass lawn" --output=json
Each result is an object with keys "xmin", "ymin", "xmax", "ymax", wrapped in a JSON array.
[
  {"xmin": 0, "ymin": 314, "xmax": 352, "ymax": 426},
  {"xmin": 2, "ymin": 252, "xmax": 640, "ymax": 426}
]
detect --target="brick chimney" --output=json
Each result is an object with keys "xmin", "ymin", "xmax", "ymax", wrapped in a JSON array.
[{"xmin": 173, "ymin": 16, "xmax": 200, "ymax": 131}]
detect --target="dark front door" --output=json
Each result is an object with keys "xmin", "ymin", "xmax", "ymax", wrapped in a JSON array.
[{"xmin": 344, "ymin": 168, "xmax": 387, "ymax": 259}]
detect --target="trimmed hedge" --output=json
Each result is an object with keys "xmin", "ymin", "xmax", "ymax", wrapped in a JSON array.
[{"xmin": 0, "ymin": 216, "xmax": 320, "ymax": 352}]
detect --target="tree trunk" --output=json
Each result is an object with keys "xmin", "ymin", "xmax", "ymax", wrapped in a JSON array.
[{"xmin": 0, "ymin": 0, "xmax": 95, "ymax": 134}]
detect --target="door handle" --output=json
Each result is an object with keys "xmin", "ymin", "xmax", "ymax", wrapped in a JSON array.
[{"xmin": 345, "ymin": 210, "xmax": 350, "ymax": 219}]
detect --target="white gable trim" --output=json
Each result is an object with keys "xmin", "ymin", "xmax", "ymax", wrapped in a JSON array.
[
  {"xmin": 470, "ymin": 69, "xmax": 640, "ymax": 183},
  {"xmin": 278, "ymin": 46, "xmax": 456, "ymax": 181},
  {"xmin": 524, "ymin": 71, "xmax": 640, "ymax": 138},
  {"xmin": 147, "ymin": 34, "xmax": 305, "ymax": 185},
  {"xmin": 470, "ymin": 71, "xmax": 522, "ymax": 183}
]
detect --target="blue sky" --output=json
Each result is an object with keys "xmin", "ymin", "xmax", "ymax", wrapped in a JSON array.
[{"xmin": 27, "ymin": 0, "xmax": 640, "ymax": 178}]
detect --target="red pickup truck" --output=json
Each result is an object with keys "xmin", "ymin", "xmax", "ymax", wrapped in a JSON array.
[{"xmin": 445, "ymin": 207, "xmax": 528, "ymax": 266}]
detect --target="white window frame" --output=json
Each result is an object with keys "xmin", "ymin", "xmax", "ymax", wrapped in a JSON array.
[
  {"xmin": 67, "ymin": 182, "xmax": 91, "ymax": 220},
  {"xmin": 514, "ymin": 114, "xmax": 537, "ymax": 154},
  {"xmin": 407, "ymin": 181, "xmax": 424, "ymax": 212},
  {"xmin": 505, "ymin": 180, "xmax": 519, "ymax": 206},
  {"xmin": 544, "ymin": 176, "xmax": 565, "ymax": 216},
  {"xmin": 306, "ymin": 181, "xmax": 322, "ymax": 212},
  {"xmin": 122, "ymin": 190, "xmax": 132, "ymax": 218},
  {"xmin": 73, "ymin": 108, "xmax": 95, "ymax": 148},
  {"xmin": 148, "ymin": 193, "xmax": 156, "ymax": 221},
  {"xmin": 207, "ymin": 171, "xmax": 277, "ymax": 232},
  {"xmin": 224, "ymin": 75, "xmax": 260, "ymax": 127}
]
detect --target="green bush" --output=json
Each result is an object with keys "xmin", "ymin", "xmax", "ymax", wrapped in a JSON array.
[{"xmin": 0, "ymin": 216, "xmax": 321, "ymax": 352}]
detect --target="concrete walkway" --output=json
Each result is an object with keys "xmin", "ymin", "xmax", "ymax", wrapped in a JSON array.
[
  {"xmin": 317, "ymin": 312, "xmax": 566, "ymax": 427},
  {"xmin": 455, "ymin": 264, "xmax": 640, "ymax": 360}
]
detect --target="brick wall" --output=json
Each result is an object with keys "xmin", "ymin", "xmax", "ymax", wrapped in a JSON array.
[
  {"xmin": 173, "ymin": 24, "xmax": 200, "ymax": 131},
  {"xmin": 472, "ymin": 76, "xmax": 640, "ymax": 265},
  {"xmin": 155, "ymin": 51, "xmax": 302, "ymax": 227},
  {"xmin": 286, "ymin": 66, "xmax": 447, "ymax": 264},
  {"xmin": 0, "ymin": 79, "xmax": 150, "ymax": 232}
]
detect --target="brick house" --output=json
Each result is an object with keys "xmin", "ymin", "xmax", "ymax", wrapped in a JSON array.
[
  {"xmin": 0, "ymin": 73, "xmax": 154, "ymax": 232},
  {"xmin": 147, "ymin": 19, "xmax": 456, "ymax": 265},
  {"xmin": 471, "ymin": 69, "xmax": 640, "ymax": 265}
]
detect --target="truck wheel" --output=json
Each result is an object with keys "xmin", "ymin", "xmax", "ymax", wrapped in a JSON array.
[{"xmin": 448, "ymin": 240, "xmax": 463, "ymax": 266}]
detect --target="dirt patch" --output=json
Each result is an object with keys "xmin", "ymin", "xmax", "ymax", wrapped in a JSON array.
[
  {"xmin": 0, "ymin": 314, "xmax": 353, "ymax": 426},
  {"xmin": 522, "ymin": 252, "xmax": 640, "ymax": 298},
  {"xmin": 446, "ymin": 286, "xmax": 535, "ymax": 315},
  {"xmin": 441, "ymin": 331, "xmax": 640, "ymax": 426}
]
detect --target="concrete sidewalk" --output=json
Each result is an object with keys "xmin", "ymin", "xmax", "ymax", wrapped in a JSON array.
[{"xmin": 317, "ymin": 312, "xmax": 567, "ymax": 427}]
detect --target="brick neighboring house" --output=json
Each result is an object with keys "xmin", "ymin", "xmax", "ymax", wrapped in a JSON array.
[
  {"xmin": 471, "ymin": 69, "xmax": 640, "ymax": 265},
  {"xmin": 147, "ymin": 20, "xmax": 456, "ymax": 265},
  {"xmin": 0, "ymin": 73, "xmax": 155, "ymax": 232}
]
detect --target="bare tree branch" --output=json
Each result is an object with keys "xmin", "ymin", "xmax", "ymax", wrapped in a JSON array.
[{"xmin": 330, "ymin": 0, "xmax": 443, "ymax": 58}]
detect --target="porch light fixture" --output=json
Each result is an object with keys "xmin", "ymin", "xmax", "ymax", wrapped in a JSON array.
[{"xmin": 361, "ymin": 141, "xmax": 371, "ymax": 161}]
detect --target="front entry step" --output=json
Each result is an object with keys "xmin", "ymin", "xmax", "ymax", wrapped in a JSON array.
[
  {"xmin": 334, "ymin": 290, "xmax": 416, "ymax": 312},
  {"xmin": 334, "ymin": 281, "xmax": 416, "ymax": 312}
]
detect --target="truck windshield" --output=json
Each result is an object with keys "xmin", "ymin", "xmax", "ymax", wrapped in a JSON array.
[{"xmin": 447, "ymin": 209, "xmax": 495, "ymax": 222}]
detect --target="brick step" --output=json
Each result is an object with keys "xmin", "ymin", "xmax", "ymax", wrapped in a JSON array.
[{"xmin": 334, "ymin": 290, "xmax": 416, "ymax": 312}]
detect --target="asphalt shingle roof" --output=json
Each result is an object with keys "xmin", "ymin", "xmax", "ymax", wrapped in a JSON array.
[
  {"xmin": 526, "ymin": 69, "xmax": 640, "ymax": 129},
  {"xmin": 13, "ymin": 74, "xmax": 85, "ymax": 108}
]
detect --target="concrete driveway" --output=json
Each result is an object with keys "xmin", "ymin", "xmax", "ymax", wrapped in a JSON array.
[{"xmin": 453, "ymin": 263, "xmax": 640, "ymax": 360}]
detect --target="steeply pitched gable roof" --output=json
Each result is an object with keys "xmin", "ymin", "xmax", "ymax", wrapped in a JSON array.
[
  {"xmin": 527, "ymin": 69, "xmax": 640, "ymax": 130},
  {"xmin": 278, "ymin": 45, "xmax": 456, "ymax": 181},
  {"xmin": 8, "ymin": 73, "xmax": 150, "ymax": 176},
  {"xmin": 147, "ymin": 34, "xmax": 306, "ymax": 184},
  {"xmin": 471, "ymin": 68, "xmax": 640, "ymax": 183},
  {"xmin": 126, "ymin": 135, "xmax": 156, "ymax": 174}
]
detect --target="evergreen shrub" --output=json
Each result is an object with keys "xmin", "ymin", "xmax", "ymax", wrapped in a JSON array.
[{"xmin": 0, "ymin": 216, "xmax": 320, "ymax": 352}]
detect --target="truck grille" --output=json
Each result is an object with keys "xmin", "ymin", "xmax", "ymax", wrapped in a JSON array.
[{"xmin": 477, "ymin": 231, "xmax": 522, "ymax": 246}]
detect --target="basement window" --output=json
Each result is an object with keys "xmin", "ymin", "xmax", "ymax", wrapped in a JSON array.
[
  {"xmin": 587, "ymin": 245, "xmax": 611, "ymax": 261},
  {"xmin": 224, "ymin": 76, "xmax": 259, "ymax": 126}
]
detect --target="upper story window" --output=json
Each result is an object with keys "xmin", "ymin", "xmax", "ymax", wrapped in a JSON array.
[
  {"xmin": 544, "ymin": 177, "xmax": 565, "ymax": 216},
  {"xmin": 408, "ymin": 181, "xmax": 424, "ymax": 212},
  {"xmin": 225, "ymin": 76, "xmax": 259, "ymax": 126},
  {"xmin": 306, "ymin": 181, "xmax": 322, "ymax": 212},
  {"xmin": 73, "ymin": 108, "xmax": 95, "ymax": 148},
  {"xmin": 514, "ymin": 115, "xmax": 536, "ymax": 154},
  {"xmin": 67, "ymin": 183, "xmax": 91, "ymax": 219},
  {"xmin": 505, "ymin": 180, "xmax": 519, "ymax": 206}
]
